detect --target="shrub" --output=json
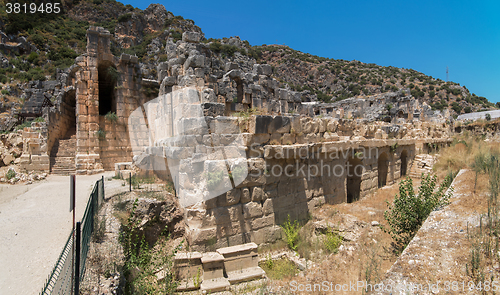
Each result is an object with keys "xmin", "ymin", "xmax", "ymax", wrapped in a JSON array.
[
  {"xmin": 451, "ymin": 102, "xmax": 462, "ymax": 114},
  {"xmin": 465, "ymin": 106, "xmax": 472, "ymax": 113},
  {"xmin": 485, "ymin": 113, "xmax": 491, "ymax": 121},
  {"xmin": 118, "ymin": 13, "xmax": 132, "ymax": 23},
  {"xmin": 383, "ymin": 174, "xmax": 453, "ymax": 253},
  {"xmin": 120, "ymin": 198, "xmax": 181, "ymax": 294},
  {"xmin": 281, "ymin": 215, "xmax": 300, "ymax": 251},
  {"xmin": 105, "ymin": 111, "xmax": 118, "ymax": 122},
  {"xmin": 6, "ymin": 168, "xmax": 16, "ymax": 180},
  {"xmin": 96, "ymin": 129, "xmax": 106, "ymax": 140},
  {"xmin": 27, "ymin": 52, "xmax": 39, "ymax": 64},
  {"xmin": 324, "ymin": 228, "xmax": 342, "ymax": 254}
]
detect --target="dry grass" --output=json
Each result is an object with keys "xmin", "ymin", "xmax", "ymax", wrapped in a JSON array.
[
  {"xmin": 450, "ymin": 170, "xmax": 489, "ymax": 214},
  {"xmin": 264, "ymin": 181, "xmax": 405, "ymax": 294},
  {"xmin": 434, "ymin": 135, "xmax": 500, "ymax": 179}
]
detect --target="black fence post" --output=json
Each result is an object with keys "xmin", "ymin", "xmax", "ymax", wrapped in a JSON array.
[
  {"xmin": 129, "ymin": 172, "xmax": 132, "ymax": 192},
  {"xmin": 101, "ymin": 175, "xmax": 105, "ymax": 200},
  {"xmin": 75, "ymin": 222, "xmax": 81, "ymax": 295}
]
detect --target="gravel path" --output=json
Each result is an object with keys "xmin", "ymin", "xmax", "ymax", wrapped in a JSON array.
[{"xmin": 0, "ymin": 172, "xmax": 129, "ymax": 295}]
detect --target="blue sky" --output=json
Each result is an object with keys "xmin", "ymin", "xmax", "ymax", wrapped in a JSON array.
[{"xmin": 122, "ymin": 0, "xmax": 500, "ymax": 103}]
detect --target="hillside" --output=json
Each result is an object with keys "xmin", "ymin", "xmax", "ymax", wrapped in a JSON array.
[
  {"xmin": 0, "ymin": 0, "xmax": 496, "ymax": 130},
  {"xmin": 254, "ymin": 45, "xmax": 496, "ymax": 114}
]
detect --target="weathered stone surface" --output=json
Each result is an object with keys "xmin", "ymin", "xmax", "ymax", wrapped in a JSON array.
[
  {"xmin": 182, "ymin": 31, "xmax": 203, "ymax": 43},
  {"xmin": 251, "ymin": 186, "xmax": 265, "ymax": 202},
  {"xmin": 249, "ymin": 115, "xmax": 273, "ymax": 134},
  {"xmin": 240, "ymin": 188, "xmax": 251, "ymax": 203},
  {"xmin": 202, "ymin": 103, "xmax": 225, "ymax": 117},
  {"xmin": 269, "ymin": 116, "xmax": 291, "ymax": 133},
  {"xmin": 218, "ymin": 189, "xmax": 241, "ymax": 207},
  {"xmin": 242, "ymin": 202, "xmax": 263, "ymax": 219}
]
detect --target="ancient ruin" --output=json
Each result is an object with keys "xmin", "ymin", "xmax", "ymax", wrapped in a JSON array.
[{"xmin": 16, "ymin": 27, "xmax": 454, "ymax": 252}]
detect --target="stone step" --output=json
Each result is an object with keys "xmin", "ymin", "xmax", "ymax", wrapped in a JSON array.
[
  {"xmin": 226, "ymin": 267, "xmax": 265, "ymax": 284},
  {"xmin": 200, "ymin": 278, "xmax": 230, "ymax": 293},
  {"xmin": 50, "ymin": 155, "xmax": 76, "ymax": 175}
]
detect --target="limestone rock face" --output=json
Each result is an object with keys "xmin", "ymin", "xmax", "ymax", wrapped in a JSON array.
[{"xmin": 126, "ymin": 197, "xmax": 185, "ymax": 246}]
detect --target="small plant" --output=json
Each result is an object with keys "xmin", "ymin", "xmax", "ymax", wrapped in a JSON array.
[
  {"xmin": 281, "ymin": 215, "xmax": 300, "ymax": 251},
  {"xmin": 228, "ymin": 165, "xmax": 246, "ymax": 183},
  {"xmin": 324, "ymin": 227, "xmax": 342, "ymax": 254},
  {"xmin": 92, "ymin": 215, "xmax": 106, "ymax": 243},
  {"xmin": 6, "ymin": 168, "xmax": 16, "ymax": 180},
  {"xmin": 193, "ymin": 267, "xmax": 202, "ymax": 289},
  {"xmin": 106, "ymin": 66, "xmax": 120, "ymax": 82},
  {"xmin": 485, "ymin": 113, "xmax": 492, "ymax": 121},
  {"xmin": 354, "ymin": 151, "xmax": 363, "ymax": 158},
  {"xmin": 105, "ymin": 111, "xmax": 118, "ymax": 123},
  {"xmin": 96, "ymin": 129, "xmax": 106, "ymax": 140},
  {"xmin": 265, "ymin": 254, "xmax": 274, "ymax": 269},
  {"xmin": 390, "ymin": 142, "xmax": 399, "ymax": 153},
  {"xmin": 206, "ymin": 170, "xmax": 225, "ymax": 190}
]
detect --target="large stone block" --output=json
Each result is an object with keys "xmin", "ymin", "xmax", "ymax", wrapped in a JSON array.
[
  {"xmin": 251, "ymin": 186, "xmax": 265, "ymax": 202},
  {"xmin": 184, "ymin": 54, "xmax": 205, "ymax": 69},
  {"xmin": 202, "ymin": 103, "xmax": 225, "ymax": 117},
  {"xmin": 249, "ymin": 115, "xmax": 273, "ymax": 134},
  {"xmin": 210, "ymin": 117, "xmax": 240, "ymax": 134},
  {"xmin": 242, "ymin": 202, "xmax": 263, "ymax": 219},
  {"xmin": 250, "ymin": 214, "xmax": 275, "ymax": 230},
  {"xmin": 174, "ymin": 252, "xmax": 203, "ymax": 291},
  {"xmin": 211, "ymin": 204, "xmax": 243, "ymax": 224},
  {"xmin": 262, "ymin": 198, "xmax": 274, "ymax": 215},
  {"xmin": 218, "ymin": 188, "xmax": 241, "ymax": 207}
]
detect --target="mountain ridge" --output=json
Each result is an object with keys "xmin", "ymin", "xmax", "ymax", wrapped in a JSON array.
[{"xmin": 0, "ymin": 0, "xmax": 496, "ymax": 130}]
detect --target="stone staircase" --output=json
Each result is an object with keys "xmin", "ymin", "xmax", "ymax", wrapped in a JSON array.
[{"xmin": 50, "ymin": 129, "xmax": 76, "ymax": 175}]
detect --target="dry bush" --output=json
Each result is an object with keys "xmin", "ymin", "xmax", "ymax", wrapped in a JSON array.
[{"xmin": 434, "ymin": 135, "xmax": 500, "ymax": 179}]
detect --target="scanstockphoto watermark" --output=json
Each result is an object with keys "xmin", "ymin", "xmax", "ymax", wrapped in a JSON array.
[
  {"xmin": 289, "ymin": 280, "xmax": 446, "ymax": 293},
  {"xmin": 249, "ymin": 159, "xmax": 366, "ymax": 180},
  {"xmin": 249, "ymin": 144, "xmax": 381, "ymax": 180},
  {"xmin": 250, "ymin": 143, "xmax": 382, "ymax": 161}
]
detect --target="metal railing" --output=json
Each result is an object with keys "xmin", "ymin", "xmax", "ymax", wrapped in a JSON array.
[{"xmin": 40, "ymin": 177, "xmax": 104, "ymax": 295}]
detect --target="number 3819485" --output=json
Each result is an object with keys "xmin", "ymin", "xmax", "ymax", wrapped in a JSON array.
[{"xmin": 6, "ymin": 3, "xmax": 61, "ymax": 14}]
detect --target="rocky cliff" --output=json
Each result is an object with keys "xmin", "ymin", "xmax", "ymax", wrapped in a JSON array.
[{"xmin": 0, "ymin": 0, "xmax": 496, "ymax": 131}]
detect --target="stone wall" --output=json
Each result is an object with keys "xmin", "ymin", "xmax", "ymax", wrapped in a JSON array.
[
  {"xmin": 19, "ymin": 122, "xmax": 50, "ymax": 172},
  {"xmin": 73, "ymin": 26, "xmax": 154, "ymax": 173},
  {"xmin": 46, "ymin": 88, "xmax": 76, "ymax": 156},
  {"xmin": 132, "ymin": 84, "xmax": 453, "ymax": 251},
  {"xmin": 181, "ymin": 140, "xmax": 417, "ymax": 251}
]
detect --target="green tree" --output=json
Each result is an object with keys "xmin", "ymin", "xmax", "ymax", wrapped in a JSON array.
[{"xmin": 383, "ymin": 174, "xmax": 453, "ymax": 253}]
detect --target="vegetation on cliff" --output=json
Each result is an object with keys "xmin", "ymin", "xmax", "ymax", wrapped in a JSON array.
[{"xmin": 0, "ymin": 0, "xmax": 496, "ymax": 122}]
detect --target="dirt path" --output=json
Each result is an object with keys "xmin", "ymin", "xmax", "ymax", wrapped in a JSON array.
[{"xmin": 0, "ymin": 172, "xmax": 128, "ymax": 295}]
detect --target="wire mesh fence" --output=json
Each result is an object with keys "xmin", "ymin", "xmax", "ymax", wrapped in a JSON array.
[
  {"xmin": 39, "ymin": 229, "xmax": 74, "ymax": 295},
  {"xmin": 40, "ymin": 177, "xmax": 104, "ymax": 295}
]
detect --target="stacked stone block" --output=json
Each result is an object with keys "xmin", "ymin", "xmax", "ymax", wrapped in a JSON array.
[
  {"xmin": 174, "ymin": 243, "xmax": 265, "ymax": 292},
  {"xmin": 217, "ymin": 243, "xmax": 265, "ymax": 284},
  {"xmin": 19, "ymin": 123, "xmax": 50, "ymax": 173},
  {"xmin": 200, "ymin": 252, "xmax": 230, "ymax": 292},
  {"xmin": 174, "ymin": 252, "xmax": 203, "ymax": 291}
]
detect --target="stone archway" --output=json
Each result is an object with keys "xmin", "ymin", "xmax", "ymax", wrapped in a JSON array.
[
  {"xmin": 378, "ymin": 152, "xmax": 388, "ymax": 188},
  {"xmin": 400, "ymin": 149, "xmax": 408, "ymax": 177},
  {"xmin": 346, "ymin": 157, "xmax": 363, "ymax": 203},
  {"xmin": 98, "ymin": 62, "xmax": 117, "ymax": 116}
]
